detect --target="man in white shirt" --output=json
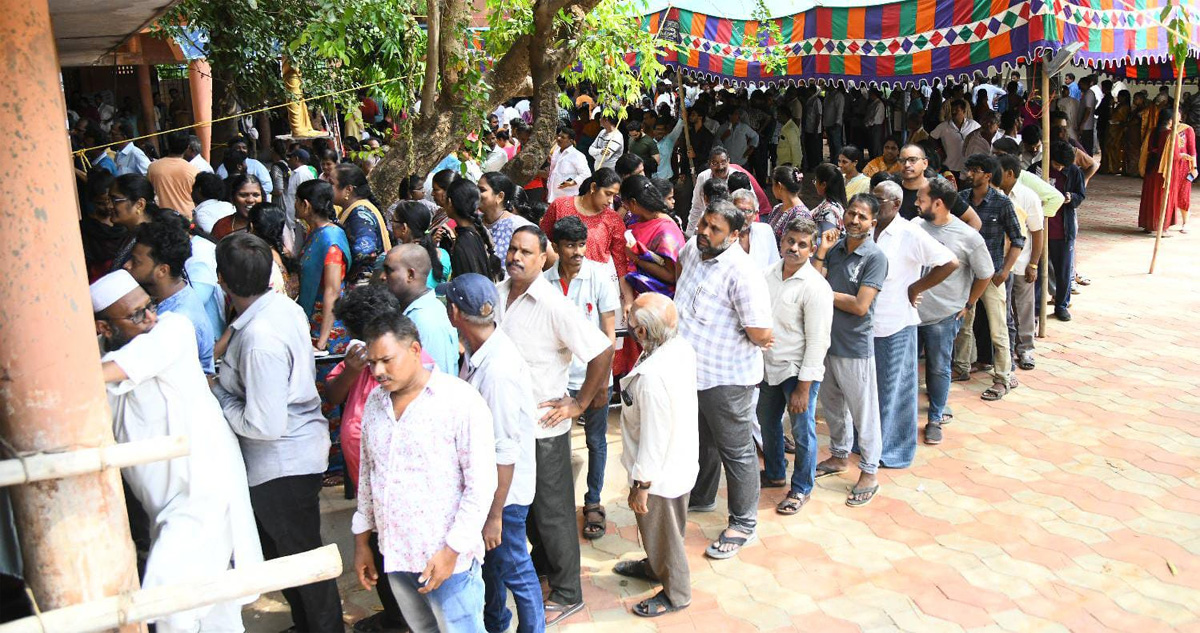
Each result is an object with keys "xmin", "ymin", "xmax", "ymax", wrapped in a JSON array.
[
  {"xmin": 216, "ymin": 135, "xmax": 274, "ymax": 196},
  {"xmin": 1078, "ymin": 75, "xmax": 1098, "ymax": 155},
  {"xmin": 480, "ymin": 129, "xmax": 510, "ymax": 173},
  {"xmin": 496, "ymin": 225, "xmax": 613, "ymax": 625},
  {"xmin": 996, "ymin": 154, "xmax": 1044, "ymax": 371},
  {"xmin": 869, "ymin": 182, "xmax": 958, "ymax": 468},
  {"xmin": 191, "ymin": 172, "xmax": 236, "ymax": 234},
  {"xmin": 444, "ymin": 274, "xmax": 545, "ymax": 633},
  {"xmin": 542, "ymin": 216, "xmax": 619, "ymax": 540},
  {"xmin": 714, "ymin": 109, "xmax": 759, "ymax": 167},
  {"xmin": 588, "ymin": 114, "xmax": 624, "ymax": 171},
  {"xmin": 962, "ymin": 110, "xmax": 1001, "ymax": 165},
  {"xmin": 110, "ymin": 122, "xmax": 151, "ymax": 176},
  {"xmin": 757, "ymin": 218, "xmax": 832, "ymax": 515},
  {"xmin": 91, "ymin": 270, "xmax": 262, "ymax": 633},
  {"xmin": 823, "ymin": 88, "xmax": 847, "ymax": 162},
  {"xmin": 281, "ymin": 148, "xmax": 316, "ymax": 240},
  {"xmin": 185, "ymin": 135, "xmax": 214, "ymax": 173},
  {"xmin": 612, "ymin": 293, "xmax": 699, "ymax": 617},
  {"xmin": 930, "ymin": 99, "xmax": 981, "ymax": 175},
  {"xmin": 352, "ymin": 311, "xmax": 497, "ymax": 633},
  {"xmin": 547, "ymin": 128, "xmax": 591, "ymax": 202}
]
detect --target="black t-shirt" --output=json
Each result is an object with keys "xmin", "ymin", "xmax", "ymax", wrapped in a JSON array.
[
  {"xmin": 450, "ymin": 226, "xmax": 494, "ymax": 280},
  {"xmin": 899, "ymin": 183, "xmax": 970, "ymax": 221}
]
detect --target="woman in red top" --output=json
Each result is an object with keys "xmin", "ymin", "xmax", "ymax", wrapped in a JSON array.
[
  {"xmin": 211, "ymin": 174, "xmax": 264, "ymax": 240},
  {"xmin": 540, "ymin": 167, "xmax": 627, "ymax": 278}
]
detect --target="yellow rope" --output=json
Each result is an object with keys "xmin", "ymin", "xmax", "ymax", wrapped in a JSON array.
[{"xmin": 73, "ymin": 72, "xmax": 417, "ymax": 157}]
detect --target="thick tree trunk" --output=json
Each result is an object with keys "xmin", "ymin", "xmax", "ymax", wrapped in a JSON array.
[{"xmin": 502, "ymin": 76, "xmax": 560, "ymax": 186}]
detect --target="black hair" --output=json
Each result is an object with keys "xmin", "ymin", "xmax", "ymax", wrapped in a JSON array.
[
  {"xmin": 215, "ymin": 233, "xmax": 273, "ymax": 297},
  {"xmin": 838, "ymin": 144, "xmax": 865, "ymax": 170},
  {"xmin": 997, "ymin": 153, "xmax": 1023, "ymax": 179},
  {"xmin": 333, "ymin": 163, "xmax": 381, "ymax": 210},
  {"xmin": 649, "ymin": 177, "xmax": 674, "ymax": 202},
  {"xmin": 813, "ymin": 163, "xmax": 848, "ymax": 208},
  {"xmin": 704, "ymin": 199, "xmax": 745, "ymax": 233},
  {"xmin": 992, "ymin": 137, "xmax": 1021, "ymax": 156},
  {"xmin": 226, "ymin": 173, "xmax": 265, "ymax": 207},
  {"xmin": 578, "ymin": 167, "xmax": 620, "ymax": 196},
  {"xmin": 248, "ymin": 203, "xmax": 293, "ymax": 268},
  {"xmin": 398, "ymin": 174, "xmax": 424, "ymax": 200},
  {"xmin": 113, "ymin": 173, "xmax": 158, "ymax": 211},
  {"xmin": 1050, "ymin": 140, "xmax": 1076, "ymax": 166},
  {"xmin": 556, "ymin": 125, "xmax": 576, "ymax": 141},
  {"xmin": 432, "ymin": 168, "xmax": 461, "ymax": 194},
  {"xmin": 626, "ymin": 120, "xmax": 643, "ymax": 132},
  {"xmin": 192, "ymin": 172, "xmax": 225, "ymax": 205},
  {"xmin": 86, "ymin": 168, "xmax": 116, "ymax": 216},
  {"xmin": 221, "ymin": 148, "xmax": 248, "ymax": 175},
  {"xmin": 394, "ymin": 200, "xmax": 446, "ymax": 283},
  {"xmin": 615, "ymin": 153, "xmax": 644, "ymax": 179},
  {"xmin": 964, "ymin": 153, "xmax": 1000, "ymax": 183},
  {"xmin": 165, "ymin": 131, "xmax": 190, "ymax": 156},
  {"xmin": 847, "ymin": 193, "xmax": 880, "ymax": 218},
  {"xmin": 512, "ymin": 225, "xmax": 549, "ymax": 253},
  {"xmin": 134, "ymin": 217, "xmax": 192, "ymax": 279},
  {"xmin": 495, "ymin": 129, "xmax": 510, "ymax": 141},
  {"xmin": 334, "ymin": 284, "xmax": 402, "ymax": 339},
  {"xmin": 480, "ymin": 171, "xmax": 527, "ymax": 217},
  {"xmin": 702, "ymin": 177, "xmax": 730, "ymax": 202},
  {"xmin": 783, "ymin": 217, "xmax": 818, "ymax": 239},
  {"xmin": 870, "ymin": 171, "xmax": 900, "ymax": 189},
  {"xmin": 296, "ymin": 179, "xmax": 337, "ymax": 221},
  {"xmin": 918, "ymin": 140, "xmax": 944, "ymax": 172},
  {"xmin": 727, "ymin": 171, "xmax": 752, "ymax": 193},
  {"xmin": 926, "ymin": 175, "xmax": 959, "ymax": 210},
  {"xmin": 772, "ymin": 164, "xmax": 804, "ymax": 194},
  {"xmin": 551, "ymin": 215, "xmax": 589, "ymax": 243},
  {"xmin": 620, "ymin": 175, "xmax": 669, "ymax": 214},
  {"xmin": 447, "ymin": 178, "xmax": 502, "ymax": 279},
  {"xmin": 1000, "ymin": 109, "xmax": 1020, "ymax": 133},
  {"xmin": 361, "ymin": 310, "xmax": 421, "ymax": 345},
  {"xmin": 319, "ymin": 149, "xmax": 339, "ymax": 163}
]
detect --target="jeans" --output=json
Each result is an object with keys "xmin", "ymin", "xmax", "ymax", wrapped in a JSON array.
[
  {"xmin": 248, "ymin": 474, "xmax": 343, "ymax": 632},
  {"xmin": 691, "ymin": 385, "xmax": 759, "ymax": 532},
  {"xmin": 875, "ymin": 326, "xmax": 919, "ymax": 469},
  {"xmin": 388, "ymin": 561, "xmax": 486, "ymax": 633},
  {"xmin": 918, "ymin": 314, "xmax": 962, "ymax": 423},
  {"xmin": 569, "ymin": 387, "xmax": 610, "ymax": 507},
  {"xmin": 482, "ymin": 504, "xmax": 544, "ymax": 633},
  {"xmin": 1048, "ymin": 238, "xmax": 1075, "ymax": 311},
  {"xmin": 757, "ymin": 378, "xmax": 822, "ymax": 496},
  {"xmin": 825, "ymin": 126, "xmax": 845, "ymax": 163}
]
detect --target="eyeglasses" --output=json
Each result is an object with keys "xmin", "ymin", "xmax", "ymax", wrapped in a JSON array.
[
  {"xmin": 114, "ymin": 302, "xmax": 157, "ymax": 325},
  {"xmin": 900, "ymin": 157, "xmax": 925, "ymax": 165}
]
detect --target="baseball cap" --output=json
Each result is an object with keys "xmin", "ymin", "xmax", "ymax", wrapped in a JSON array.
[
  {"xmin": 288, "ymin": 147, "xmax": 311, "ymax": 161},
  {"xmin": 436, "ymin": 273, "xmax": 499, "ymax": 318}
]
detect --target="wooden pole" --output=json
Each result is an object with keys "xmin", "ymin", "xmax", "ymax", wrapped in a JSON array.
[
  {"xmin": 1149, "ymin": 66, "xmax": 1187, "ymax": 274},
  {"xmin": 676, "ymin": 66, "xmax": 695, "ymax": 177},
  {"xmin": 0, "ymin": 545, "xmax": 343, "ymax": 633},
  {"xmin": 1038, "ymin": 61, "xmax": 1051, "ymax": 338},
  {"xmin": 0, "ymin": 436, "xmax": 188, "ymax": 488}
]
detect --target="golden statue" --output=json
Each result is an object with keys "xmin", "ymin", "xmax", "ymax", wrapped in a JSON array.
[{"xmin": 283, "ymin": 56, "xmax": 326, "ymax": 138}]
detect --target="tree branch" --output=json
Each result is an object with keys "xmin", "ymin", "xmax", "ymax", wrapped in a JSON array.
[{"xmin": 420, "ymin": 0, "xmax": 440, "ymax": 117}]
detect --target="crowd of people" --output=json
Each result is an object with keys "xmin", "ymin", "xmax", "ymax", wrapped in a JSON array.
[{"xmin": 68, "ymin": 67, "xmax": 1198, "ymax": 633}]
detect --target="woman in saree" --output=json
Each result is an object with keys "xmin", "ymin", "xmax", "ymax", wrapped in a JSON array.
[
  {"xmin": 1101, "ymin": 91, "xmax": 1132, "ymax": 175},
  {"xmin": 1139, "ymin": 106, "xmax": 1197, "ymax": 234},
  {"xmin": 332, "ymin": 163, "xmax": 391, "ymax": 286},
  {"xmin": 295, "ymin": 179, "xmax": 352, "ymax": 353}
]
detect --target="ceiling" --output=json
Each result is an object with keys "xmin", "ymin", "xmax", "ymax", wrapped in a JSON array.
[{"xmin": 50, "ymin": 0, "xmax": 179, "ymax": 66}]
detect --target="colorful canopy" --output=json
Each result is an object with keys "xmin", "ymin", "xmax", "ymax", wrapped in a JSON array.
[{"xmin": 631, "ymin": 0, "xmax": 1200, "ymax": 88}]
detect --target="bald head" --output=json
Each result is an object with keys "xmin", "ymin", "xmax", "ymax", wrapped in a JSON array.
[
  {"xmin": 383, "ymin": 244, "xmax": 433, "ymax": 307},
  {"xmin": 630, "ymin": 293, "xmax": 677, "ymax": 351}
]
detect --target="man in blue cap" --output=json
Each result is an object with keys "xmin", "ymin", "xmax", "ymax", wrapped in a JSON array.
[{"xmin": 442, "ymin": 273, "xmax": 545, "ymax": 633}]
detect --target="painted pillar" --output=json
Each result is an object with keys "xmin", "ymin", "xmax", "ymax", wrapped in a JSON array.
[
  {"xmin": 0, "ymin": 0, "xmax": 141, "ymax": 616},
  {"xmin": 189, "ymin": 58, "xmax": 213, "ymax": 161},
  {"xmin": 136, "ymin": 64, "xmax": 159, "ymax": 152}
]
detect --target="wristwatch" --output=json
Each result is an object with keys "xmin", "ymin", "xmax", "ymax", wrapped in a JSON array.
[{"xmin": 633, "ymin": 480, "xmax": 652, "ymax": 490}]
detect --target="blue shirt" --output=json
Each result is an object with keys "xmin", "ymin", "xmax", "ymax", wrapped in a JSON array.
[
  {"xmin": 157, "ymin": 284, "xmax": 216, "ymax": 374},
  {"xmin": 115, "ymin": 143, "xmax": 151, "ymax": 176},
  {"xmin": 403, "ymin": 290, "xmax": 460, "ymax": 375},
  {"xmin": 655, "ymin": 119, "xmax": 685, "ymax": 179},
  {"xmin": 217, "ymin": 158, "xmax": 274, "ymax": 195},
  {"xmin": 91, "ymin": 154, "xmax": 117, "ymax": 175}
]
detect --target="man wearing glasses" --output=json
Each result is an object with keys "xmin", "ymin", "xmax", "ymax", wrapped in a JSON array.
[{"xmin": 896, "ymin": 144, "xmax": 982, "ymax": 229}]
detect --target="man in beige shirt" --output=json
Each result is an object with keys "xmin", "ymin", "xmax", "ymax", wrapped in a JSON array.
[{"xmin": 147, "ymin": 131, "xmax": 199, "ymax": 218}]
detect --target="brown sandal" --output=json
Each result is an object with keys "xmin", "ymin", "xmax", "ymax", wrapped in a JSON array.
[
  {"xmin": 582, "ymin": 504, "xmax": 606, "ymax": 540},
  {"xmin": 776, "ymin": 491, "xmax": 808, "ymax": 515}
]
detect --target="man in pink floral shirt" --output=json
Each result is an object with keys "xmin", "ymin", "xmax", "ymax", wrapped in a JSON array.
[{"xmin": 351, "ymin": 312, "xmax": 497, "ymax": 632}]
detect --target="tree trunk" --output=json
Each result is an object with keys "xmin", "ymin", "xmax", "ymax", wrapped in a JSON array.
[{"xmin": 502, "ymin": 75, "xmax": 560, "ymax": 186}]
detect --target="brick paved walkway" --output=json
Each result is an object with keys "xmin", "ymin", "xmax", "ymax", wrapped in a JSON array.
[{"xmin": 246, "ymin": 175, "xmax": 1200, "ymax": 632}]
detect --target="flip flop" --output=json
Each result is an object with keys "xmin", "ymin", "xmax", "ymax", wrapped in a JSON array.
[
  {"xmin": 613, "ymin": 559, "xmax": 659, "ymax": 582},
  {"xmin": 632, "ymin": 591, "xmax": 688, "ymax": 618},
  {"xmin": 545, "ymin": 601, "xmax": 585, "ymax": 626},
  {"xmin": 705, "ymin": 529, "xmax": 757, "ymax": 560},
  {"xmin": 846, "ymin": 484, "xmax": 879, "ymax": 507},
  {"xmin": 815, "ymin": 462, "xmax": 846, "ymax": 479}
]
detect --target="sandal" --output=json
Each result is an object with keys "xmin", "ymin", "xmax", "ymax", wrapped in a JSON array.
[
  {"xmin": 613, "ymin": 558, "xmax": 659, "ymax": 582},
  {"xmin": 783, "ymin": 435, "xmax": 796, "ymax": 454},
  {"xmin": 981, "ymin": 382, "xmax": 1009, "ymax": 401},
  {"xmin": 351, "ymin": 612, "xmax": 407, "ymax": 633},
  {"xmin": 760, "ymin": 471, "xmax": 787, "ymax": 488},
  {"xmin": 815, "ymin": 461, "xmax": 846, "ymax": 479},
  {"xmin": 1075, "ymin": 274, "xmax": 1092, "ymax": 286},
  {"xmin": 846, "ymin": 484, "xmax": 879, "ymax": 507},
  {"xmin": 951, "ymin": 370, "xmax": 971, "ymax": 382},
  {"xmin": 1018, "ymin": 354, "xmax": 1036, "ymax": 370},
  {"xmin": 705, "ymin": 529, "xmax": 757, "ymax": 560},
  {"xmin": 582, "ymin": 504, "xmax": 606, "ymax": 540},
  {"xmin": 632, "ymin": 591, "xmax": 687, "ymax": 618},
  {"xmin": 776, "ymin": 491, "xmax": 808, "ymax": 516},
  {"xmin": 545, "ymin": 601, "xmax": 585, "ymax": 626}
]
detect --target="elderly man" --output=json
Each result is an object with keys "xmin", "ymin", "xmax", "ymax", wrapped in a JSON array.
[
  {"xmin": 92, "ymin": 270, "xmax": 261, "ymax": 633},
  {"xmin": 209, "ymin": 234, "xmax": 342, "ymax": 631},
  {"xmin": 445, "ymin": 274, "xmax": 544, "ymax": 633},
  {"xmin": 612, "ymin": 293, "xmax": 699, "ymax": 618},
  {"xmin": 914, "ymin": 176, "xmax": 995, "ymax": 444},
  {"xmin": 674, "ymin": 199, "xmax": 773, "ymax": 559},
  {"xmin": 870, "ymin": 180, "xmax": 958, "ymax": 468},
  {"xmin": 686, "ymin": 147, "xmax": 771, "ymax": 235},
  {"xmin": 382, "ymin": 244, "xmax": 460, "ymax": 374},
  {"xmin": 496, "ymin": 225, "xmax": 613, "ymax": 625},
  {"xmin": 185, "ymin": 134, "xmax": 214, "ymax": 173}
]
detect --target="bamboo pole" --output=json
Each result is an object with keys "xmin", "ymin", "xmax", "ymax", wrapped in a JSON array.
[
  {"xmin": 1149, "ymin": 66, "xmax": 1187, "ymax": 274},
  {"xmin": 1038, "ymin": 61, "xmax": 1051, "ymax": 338},
  {"xmin": 0, "ymin": 544, "xmax": 343, "ymax": 633},
  {"xmin": 0, "ymin": 436, "xmax": 188, "ymax": 488},
  {"xmin": 676, "ymin": 66, "xmax": 695, "ymax": 177}
]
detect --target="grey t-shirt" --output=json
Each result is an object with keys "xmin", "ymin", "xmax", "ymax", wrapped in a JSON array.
[
  {"xmin": 825, "ymin": 237, "xmax": 889, "ymax": 359},
  {"xmin": 914, "ymin": 216, "xmax": 996, "ymax": 325}
]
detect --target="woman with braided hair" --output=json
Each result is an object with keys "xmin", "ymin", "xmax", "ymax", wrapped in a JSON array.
[
  {"xmin": 446, "ymin": 178, "xmax": 504, "ymax": 280},
  {"xmin": 392, "ymin": 200, "xmax": 453, "ymax": 288},
  {"xmin": 765, "ymin": 165, "xmax": 811, "ymax": 244}
]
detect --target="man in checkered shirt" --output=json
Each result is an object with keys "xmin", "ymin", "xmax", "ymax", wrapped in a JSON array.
[{"xmin": 674, "ymin": 198, "xmax": 774, "ymax": 560}]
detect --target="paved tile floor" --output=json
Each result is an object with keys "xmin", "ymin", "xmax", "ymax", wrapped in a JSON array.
[{"xmin": 246, "ymin": 175, "xmax": 1200, "ymax": 632}]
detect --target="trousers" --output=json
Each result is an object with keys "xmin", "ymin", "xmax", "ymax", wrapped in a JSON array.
[
  {"xmin": 527, "ymin": 433, "xmax": 582, "ymax": 605},
  {"xmin": 819, "ymin": 355, "xmax": 881, "ymax": 474},
  {"xmin": 691, "ymin": 385, "xmax": 759, "ymax": 532},
  {"xmin": 636, "ymin": 494, "xmax": 692, "ymax": 608}
]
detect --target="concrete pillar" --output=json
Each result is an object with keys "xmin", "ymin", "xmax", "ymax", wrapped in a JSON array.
[
  {"xmin": 0, "ymin": 0, "xmax": 142, "ymax": 617},
  {"xmin": 136, "ymin": 64, "xmax": 159, "ymax": 152},
  {"xmin": 189, "ymin": 58, "xmax": 213, "ymax": 161}
]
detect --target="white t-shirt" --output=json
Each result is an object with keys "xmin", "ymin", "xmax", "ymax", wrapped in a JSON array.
[
  {"xmin": 873, "ymin": 216, "xmax": 956, "ymax": 338},
  {"xmin": 1008, "ymin": 182, "xmax": 1045, "ymax": 270}
]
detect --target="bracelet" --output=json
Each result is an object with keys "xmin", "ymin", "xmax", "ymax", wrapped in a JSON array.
[
  {"xmin": 633, "ymin": 480, "xmax": 652, "ymax": 490},
  {"xmin": 814, "ymin": 255, "xmax": 826, "ymax": 262}
]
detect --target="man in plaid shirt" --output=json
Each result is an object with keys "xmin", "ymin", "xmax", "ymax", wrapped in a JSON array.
[{"xmin": 674, "ymin": 199, "xmax": 773, "ymax": 560}]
